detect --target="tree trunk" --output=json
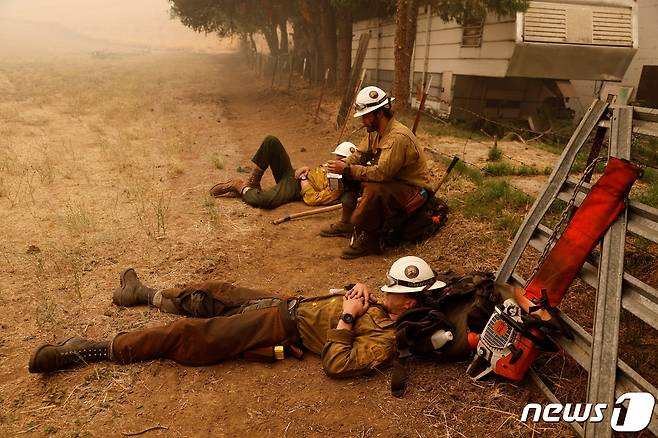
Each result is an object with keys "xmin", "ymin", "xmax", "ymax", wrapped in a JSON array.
[
  {"xmin": 278, "ymin": 16, "xmax": 289, "ymax": 53},
  {"xmin": 335, "ymin": 7, "xmax": 353, "ymax": 94},
  {"xmin": 263, "ymin": 23, "xmax": 280, "ymax": 56},
  {"xmin": 393, "ymin": 0, "xmax": 419, "ymax": 109},
  {"xmin": 318, "ymin": 0, "xmax": 337, "ymax": 86}
]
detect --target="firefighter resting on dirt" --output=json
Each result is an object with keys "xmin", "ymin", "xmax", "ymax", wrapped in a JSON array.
[
  {"xmin": 323, "ymin": 86, "xmax": 434, "ymax": 259},
  {"xmin": 29, "ymin": 256, "xmax": 474, "ymax": 378},
  {"xmin": 209, "ymin": 135, "xmax": 355, "ymax": 209}
]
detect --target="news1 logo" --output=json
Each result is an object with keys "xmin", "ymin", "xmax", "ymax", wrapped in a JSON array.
[{"xmin": 520, "ymin": 392, "xmax": 655, "ymax": 432}]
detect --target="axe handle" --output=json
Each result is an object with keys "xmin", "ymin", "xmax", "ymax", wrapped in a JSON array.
[
  {"xmin": 272, "ymin": 204, "xmax": 342, "ymax": 225},
  {"xmin": 435, "ymin": 156, "xmax": 460, "ymax": 191},
  {"xmin": 412, "ymin": 92, "xmax": 428, "ymax": 135}
]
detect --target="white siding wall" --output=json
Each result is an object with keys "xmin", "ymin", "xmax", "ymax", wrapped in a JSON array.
[
  {"xmin": 414, "ymin": 13, "xmax": 516, "ymax": 77},
  {"xmin": 352, "ymin": 9, "xmax": 517, "ymax": 82},
  {"xmin": 624, "ymin": 0, "xmax": 658, "ymax": 89}
]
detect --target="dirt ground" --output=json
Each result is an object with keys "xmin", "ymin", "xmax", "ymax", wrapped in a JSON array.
[{"xmin": 0, "ymin": 23, "xmax": 588, "ymax": 438}]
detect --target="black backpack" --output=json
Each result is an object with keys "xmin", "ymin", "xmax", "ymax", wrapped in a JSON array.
[
  {"xmin": 391, "ymin": 272, "xmax": 501, "ymax": 397},
  {"xmin": 382, "ymin": 195, "xmax": 449, "ymax": 247}
]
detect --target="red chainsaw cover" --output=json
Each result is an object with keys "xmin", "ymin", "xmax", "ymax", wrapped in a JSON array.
[{"xmin": 524, "ymin": 157, "xmax": 642, "ymax": 307}]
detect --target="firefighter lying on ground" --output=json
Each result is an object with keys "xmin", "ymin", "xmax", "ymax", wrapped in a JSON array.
[
  {"xmin": 323, "ymin": 86, "xmax": 434, "ymax": 259},
  {"xmin": 29, "ymin": 256, "xmax": 474, "ymax": 377},
  {"xmin": 210, "ymin": 135, "xmax": 355, "ymax": 210}
]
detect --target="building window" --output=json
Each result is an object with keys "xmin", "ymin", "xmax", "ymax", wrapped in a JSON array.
[{"xmin": 461, "ymin": 16, "xmax": 484, "ymax": 47}]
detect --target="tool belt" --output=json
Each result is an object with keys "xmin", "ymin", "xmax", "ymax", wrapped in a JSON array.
[
  {"xmin": 240, "ymin": 298, "xmax": 303, "ymax": 350},
  {"xmin": 282, "ymin": 298, "xmax": 303, "ymax": 348}
]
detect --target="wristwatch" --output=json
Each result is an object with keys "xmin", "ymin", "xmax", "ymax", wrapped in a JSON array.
[{"xmin": 339, "ymin": 313, "xmax": 355, "ymax": 324}]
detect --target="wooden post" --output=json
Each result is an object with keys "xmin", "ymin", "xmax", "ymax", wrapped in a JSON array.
[
  {"xmin": 270, "ymin": 55, "xmax": 278, "ymax": 89},
  {"xmin": 279, "ymin": 58, "xmax": 287, "ymax": 88},
  {"xmin": 314, "ymin": 52, "xmax": 319, "ymax": 84},
  {"xmin": 412, "ymin": 74, "xmax": 433, "ymax": 134},
  {"xmin": 287, "ymin": 53, "xmax": 294, "ymax": 94},
  {"xmin": 336, "ymin": 68, "xmax": 367, "ymax": 145},
  {"xmin": 315, "ymin": 68, "xmax": 331, "ymax": 121}
]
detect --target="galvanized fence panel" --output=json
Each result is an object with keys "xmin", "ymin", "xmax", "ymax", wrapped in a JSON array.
[{"xmin": 496, "ymin": 102, "xmax": 658, "ymax": 437}]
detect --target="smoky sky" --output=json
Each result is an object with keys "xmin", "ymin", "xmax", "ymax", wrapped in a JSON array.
[{"xmin": 0, "ymin": 0, "xmax": 232, "ymax": 52}]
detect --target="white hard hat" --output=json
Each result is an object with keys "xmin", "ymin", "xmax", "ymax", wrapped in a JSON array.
[
  {"xmin": 353, "ymin": 86, "xmax": 395, "ymax": 118},
  {"xmin": 332, "ymin": 141, "xmax": 356, "ymax": 158},
  {"xmin": 381, "ymin": 256, "xmax": 445, "ymax": 293}
]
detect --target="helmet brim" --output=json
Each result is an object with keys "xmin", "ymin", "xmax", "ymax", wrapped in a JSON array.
[
  {"xmin": 380, "ymin": 279, "xmax": 446, "ymax": 293},
  {"xmin": 353, "ymin": 96, "xmax": 395, "ymax": 118}
]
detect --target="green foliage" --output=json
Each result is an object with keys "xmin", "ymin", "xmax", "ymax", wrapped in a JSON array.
[
  {"xmin": 169, "ymin": 0, "xmax": 259, "ymax": 35},
  {"xmin": 641, "ymin": 168, "xmax": 658, "ymax": 184},
  {"xmin": 463, "ymin": 179, "xmax": 534, "ymax": 234},
  {"xmin": 635, "ymin": 184, "xmax": 658, "ymax": 208},
  {"xmin": 431, "ymin": 0, "xmax": 529, "ymax": 23},
  {"xmin": 487, "ymin": 146, "xmax": 502, "ymax": 162},
  {"xmin": 632, "ymin": 134, "xmax": 658, "ymax": 167},
  {"xmin": 331, "ymin": 0, "xmax": 395, "ymax": 20},
  {"xmin": 484, "ymin": 162, "xmax": 552, "ymax": 176},
  {"xmin": 634, "ymin": 168, "xmax": 658, "ymax": 208},
  {"xmin": 439, "ymin": 156, "xmax": 484, "ymax": 185}
]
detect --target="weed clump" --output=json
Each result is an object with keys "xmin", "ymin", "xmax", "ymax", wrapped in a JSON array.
[
  {"xmin": 487, "ymin": 145, "xmax": 502, "ymax": 162},
  {"xmin": 484, "ymin": 162, "xmax": 552, "ymax": 177},
  {"xmin": 463, "ymin": 179, "xmax": 534, "ymax": 235}
]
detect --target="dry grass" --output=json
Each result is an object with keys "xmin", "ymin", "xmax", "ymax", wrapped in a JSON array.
[{"xmin": 1, "ymin": 47, "xmax": 654, "ymax": 438}]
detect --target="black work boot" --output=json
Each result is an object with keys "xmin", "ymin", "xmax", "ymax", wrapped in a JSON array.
[
  {"xmin": 29, "ymin": 337, "xmax": 111, "ymax": 373},
  {"xmin": 320, "ymin": 206, "xmax": 354, "ymax": 237},
  {"xmin": 319, "ymin": 221, "xmax": 354, "ymax": 238},
  {"xmin": 245, "ymin": 166, "xmax": 264, "ymax": 191},
  {"xmin": 341, "ymin": 231, "xmax": 382, "ymax": 259},
  {"xmin": 112, "ymin": 268, "xmax": 156, "ymax": 307},
  {"xmin": 209, "ymin": 179, "xmax": 246, "ymax": 197}
]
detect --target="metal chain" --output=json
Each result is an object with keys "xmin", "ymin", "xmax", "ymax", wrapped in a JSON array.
[{"xmin": 524, "ymin": 156, "xmax": 608, "ymax": 288}]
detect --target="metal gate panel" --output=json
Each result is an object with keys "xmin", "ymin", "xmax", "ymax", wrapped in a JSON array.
[
  {"xmin": 496, "ymin": 101, "xmax": 658, "ymax": 437},
  {"xmin": 585, "ymin": 106, "xmax": 632, "ymax": 438}
]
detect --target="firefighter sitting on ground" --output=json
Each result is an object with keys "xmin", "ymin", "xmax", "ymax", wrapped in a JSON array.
[
  {"xmin": 28, "ymin": 256, "xmax": 476, "ymax": 377},
  {"xmin": 210, "ymin": 135, "xmax": 355, "ymax": 210},
  {"xmin": 323, "ymin": 86, "xmax": 434, "ymax": 259}
]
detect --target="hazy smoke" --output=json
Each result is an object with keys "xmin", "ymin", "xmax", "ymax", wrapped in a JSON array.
[{"xmin": 0, "ymin": 0, "xmax": 234, "ymax": 55}]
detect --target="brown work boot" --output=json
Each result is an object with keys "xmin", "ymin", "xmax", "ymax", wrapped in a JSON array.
[
  {"xmin": 319, "ymin": 221, "xmax": 354, "ymax": 238},
  {"xmin": 209, "ymin": 179, "xmax": 246, "ymax": 197},
  {"xmin": 341, "ymin": 231, "xmax": 382, "ymax": 259},
  {"xmin": 29, "ymin": 337, "xmax": 111, "ymax": 373},
  {"xmin": 112, "ymin": 268, "xmax": 156, "ymax": 307},
  {"xmin": 246, "ymin": 166, "xmax": 264, "ymax": 190}
]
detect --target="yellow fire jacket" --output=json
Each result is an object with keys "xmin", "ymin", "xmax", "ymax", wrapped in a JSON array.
[
  {"xmin": 296, "ymin": 293, "xmax": 396, "ymax": 378},
  {"xmin": 345, "ymin": 118, "xmax": 432, "ymax": 190},
  {"xmin": 300, "ymin": 165, "xmax": 341, "ymax": 206}
]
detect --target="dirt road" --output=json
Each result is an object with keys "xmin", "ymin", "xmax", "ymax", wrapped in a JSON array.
[{"xmin": 0, "ymin": 28, "xmax": 573, "ymax": 436}]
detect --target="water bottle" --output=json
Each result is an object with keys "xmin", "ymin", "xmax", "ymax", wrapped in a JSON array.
[{"xmin": 430, "ymin": 329, "xmax": 453, "ymax": 350}]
